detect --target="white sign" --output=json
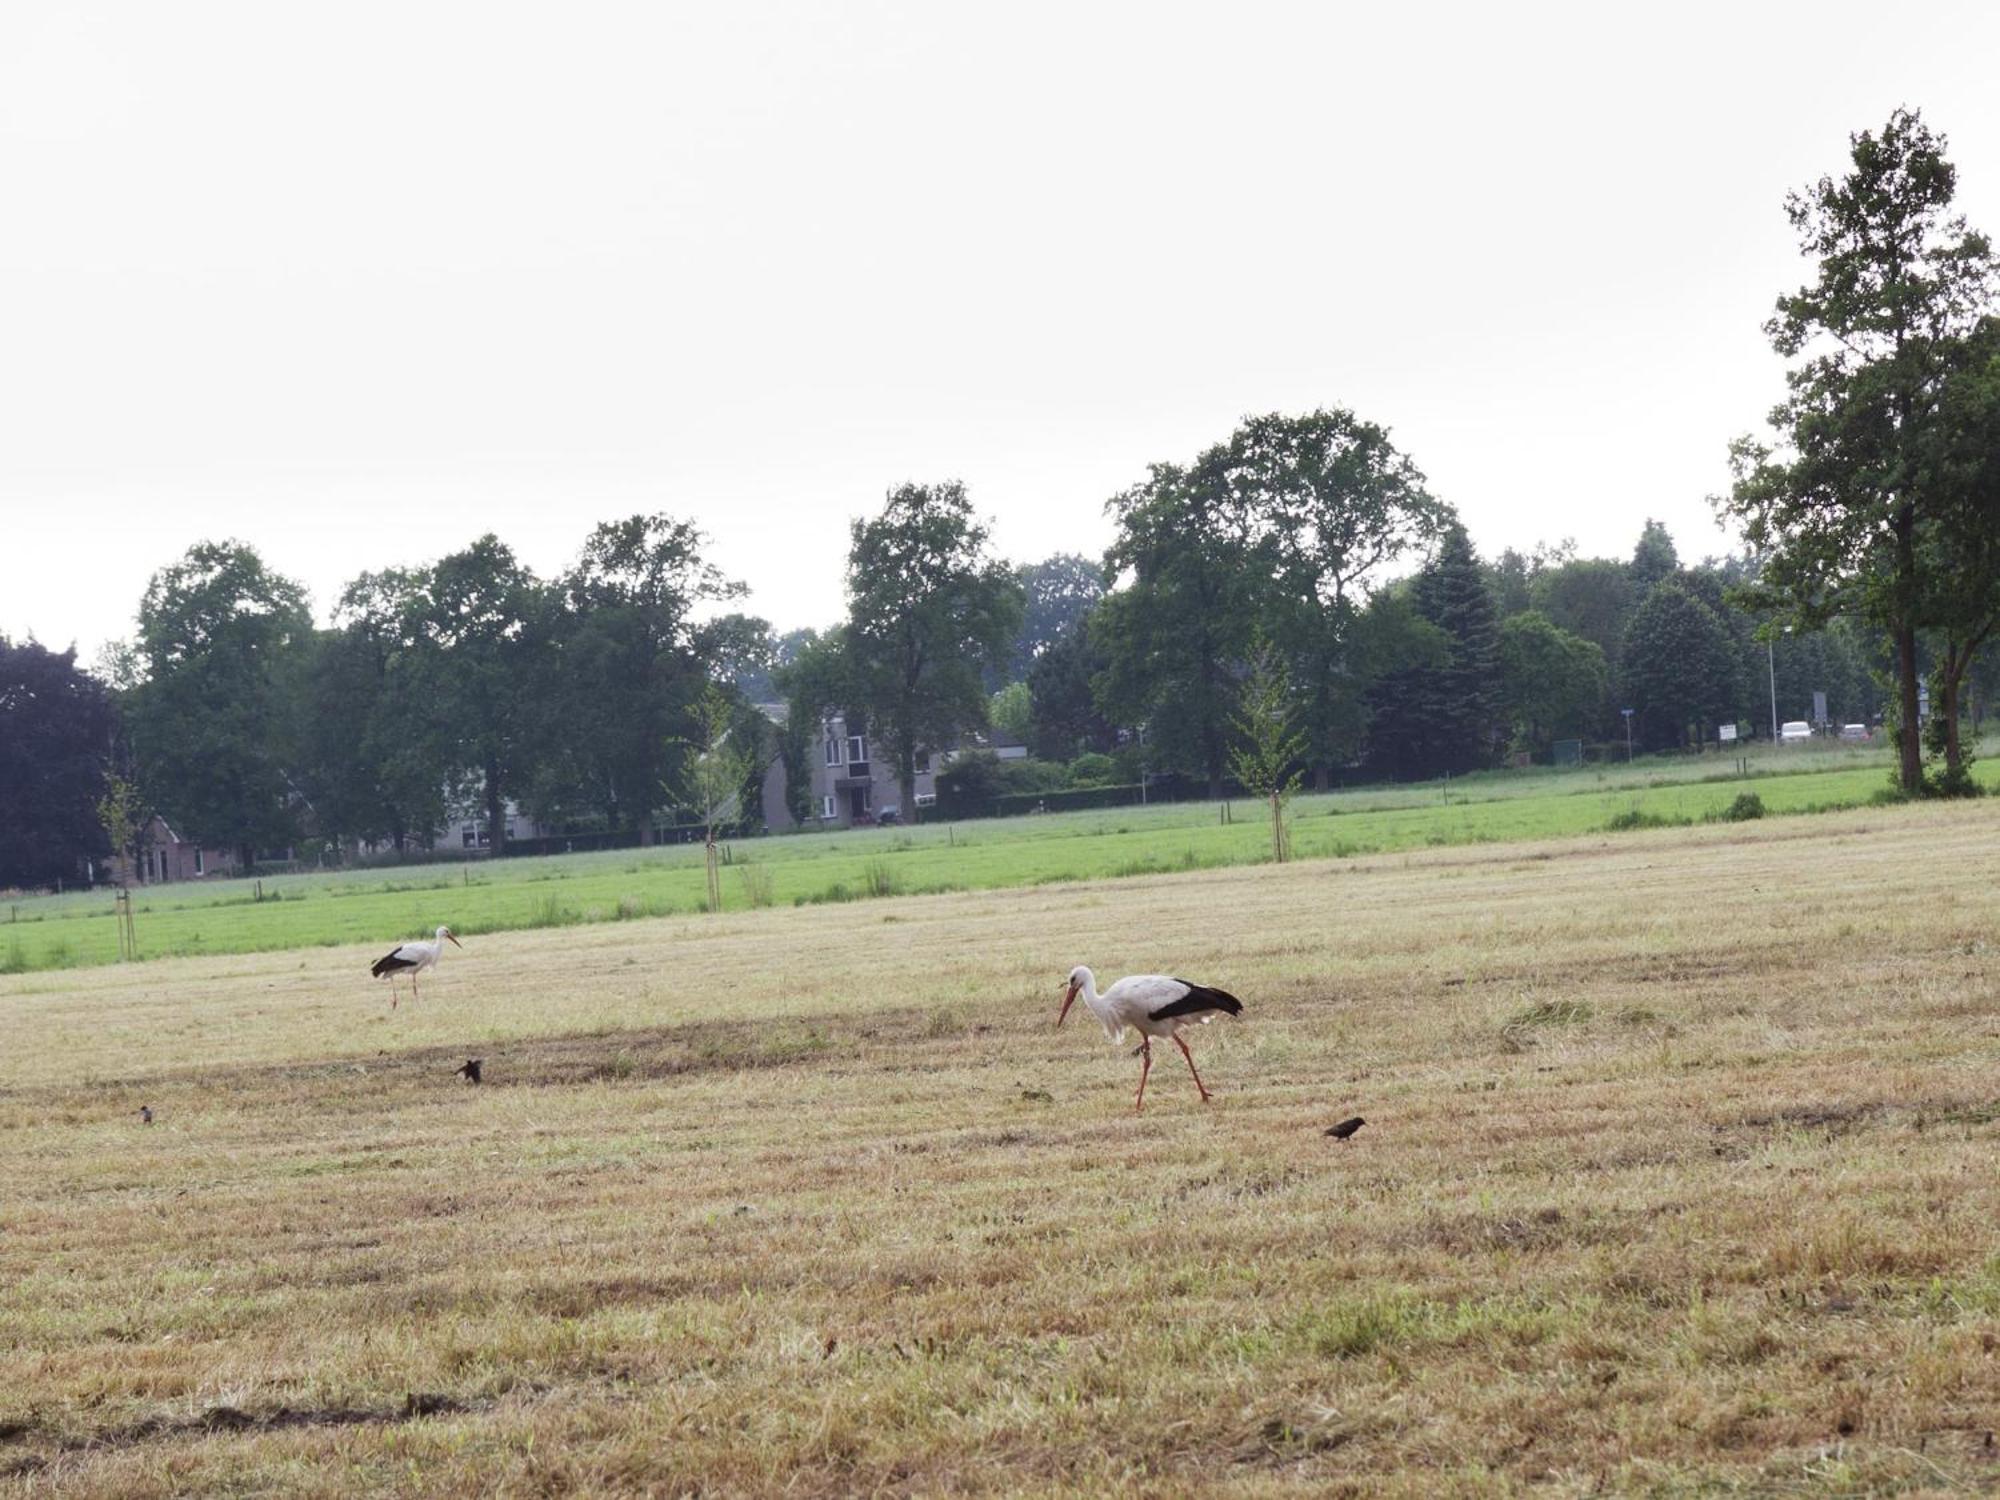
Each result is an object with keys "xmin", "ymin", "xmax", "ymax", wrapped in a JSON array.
[{"xmin": 1719, "ymin": 723, "xmax": 1737, "ymax": 742}]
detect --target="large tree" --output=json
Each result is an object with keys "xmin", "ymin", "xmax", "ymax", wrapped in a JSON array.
[
  {"xmin": 1214, "ymin": 409, "xmax": 1449, "ymax": 787},
  {"xmin": 1027, "ymin": 612, "xmax": 1119, "ymax": 760},
  {"xmin": 0, "ymin": 639, "xmax": 117, "ymax": 887},
  {"xmin": 1496, "ymin": 611, "xmax": 1607, "ymax": 756},
  {"xmin": 125, "ymin": 541, "xmax": 313, "ymax": 869},
  {"xmin": 1620, "ymin": 580, "xmax": 1742, "ymax": 751},
  {"xmin": 541, "ymin": 515, "xmax": 743, "ymax": 842},
  {"xmin": 292, "ymin": 568, "xmax": 456, "ymax": 852},
  {"xmin": 1366, "ymin": 524, "xmax": 1502, "ymax": 779},
  {"xmin": 1719, "ymin": 108, "xmax": 1995, "ymax": 792},
  {"xmin": 1095, "ymin": 462, "xmax": 1257, "ymax": 798},
  {"xmin": 1003, "ymin": 553, "xmax": 1106, "ymax": 683},
  {"xmin": 1914, "ymin": 319, "xmax": 2000, "ymax": 787},
  {"xmin": 844, "ymin": 483, "xmax": 1024, "ymax": 817},
  {"xmin": 402, "ymin": 536, "xmax": 553, "ymax": 854},
  {"xmin": 1486, "ymin": 539, "xmax": 1576, "ymax": 619},
  {"xmin": 1629, "ymin": 519, "xmax": 1681, "ymax": 593},
  {"xmin": 1529, "ymin": 558, "xmax": 1636, "ymax": 687},
  {"xmin": 701, "ymin": 612, "xmax": 780, "ymax": 701}
]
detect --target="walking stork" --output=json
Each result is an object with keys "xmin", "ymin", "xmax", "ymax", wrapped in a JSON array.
[
  {"xmin": 1057, "ymin": 964, "xmax": 1244, "ymax": 1112},
  {"xmin": 370, "ymin": 926, "xmax": 461, "ymax": 1008}
]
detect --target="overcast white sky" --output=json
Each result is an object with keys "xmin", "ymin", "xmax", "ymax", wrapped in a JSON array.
[{"xmin": 4, "ymin": 1, "xmax": 1999, "ymax": 660}]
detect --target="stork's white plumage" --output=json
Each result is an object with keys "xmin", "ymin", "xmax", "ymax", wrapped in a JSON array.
[
  {"xmin": 1057, "ymin": 964, "xmax": 1244, "ymax": 1112},
  {"xmin": 370, "ymin": 926, "xmax": 461, "ymax": 1007}
]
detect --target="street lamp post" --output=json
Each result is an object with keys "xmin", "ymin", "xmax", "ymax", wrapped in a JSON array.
[{"xmin": 1766, "ymin": 625, "xmax": 1792, "ymax": 742}]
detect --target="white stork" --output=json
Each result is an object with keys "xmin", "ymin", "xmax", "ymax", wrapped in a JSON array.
[
  {"xmin": 370, "ymin": 926, "xmax": 461, "ymax": 1008},
  {"xmin": 1057, "ymin": 964, "xmax": 1245, "ymax": 1112}
]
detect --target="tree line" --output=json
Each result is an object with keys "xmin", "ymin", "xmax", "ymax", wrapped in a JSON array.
[{"xmin": 3, "ymin": 106, "xmax": 1997, "ymax": 891}]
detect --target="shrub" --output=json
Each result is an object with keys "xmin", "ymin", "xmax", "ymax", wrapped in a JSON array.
[
  {"xmin": 1603, "ymin": 807, "xmax": 1690, "ymax": 832},
  {"xmin": 935, "ymin": 752, "xmax": 1006, "ymax": 819},
  {"xmin": 1066, "ymin": 753, "xmax": 1119, "ymax": 788},
  {"xmin": 1723, "ymin": 791, "xmax": 1765, "ymax": 821},
  {"xmin": 996, "ymin": 758, "xmax": 1068, "ymax": 795}
]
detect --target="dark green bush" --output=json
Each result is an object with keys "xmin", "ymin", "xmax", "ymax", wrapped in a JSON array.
[{"xmin": 1723, "ymin": 791, "xmax": 1765, "ymax": 821}]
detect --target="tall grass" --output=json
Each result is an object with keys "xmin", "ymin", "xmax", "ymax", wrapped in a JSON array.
[{"xmin": 737, "ymin": 865, "xmax": 776, "ymax": 909}]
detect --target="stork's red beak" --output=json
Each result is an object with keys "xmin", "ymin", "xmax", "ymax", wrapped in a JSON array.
[
  {"xmin": 446, "ymin": 931, "xmax": 463, "ymax": 948},
  {"xmin": 1057, "ymin": 980, "xmax": 1078, "ymax": 1026}
]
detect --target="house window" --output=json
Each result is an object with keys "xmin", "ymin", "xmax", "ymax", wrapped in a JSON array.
[
  {"xmin": 193, "ymin": 848, "xmax": 204, "ymax": 875},
  {"xmin": 821, "ymin": 795, "xmax": 836, "ymax": 819},
  {"xmin": 824, "ymin": 735, "xmax": 843, "ymax": 767},
  {"xmin": 848, "ymin": 735, "xmax": 867, "ymax": 764}
]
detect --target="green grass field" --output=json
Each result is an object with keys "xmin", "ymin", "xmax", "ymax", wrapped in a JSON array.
[
  {"xmin": 3, "ymin": 797, "xmax": 1998, "ymax": 1494},
  {"xmin": 3, "ymin": 739, "xmax": 1980, "ymax": 976}
]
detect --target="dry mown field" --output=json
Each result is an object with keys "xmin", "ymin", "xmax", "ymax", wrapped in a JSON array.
[{"xmin": 3, "ymin": 802, "xmax": 1999, "ymax": 1496}]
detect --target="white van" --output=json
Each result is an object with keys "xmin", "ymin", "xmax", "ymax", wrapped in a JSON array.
[{"xmin": 1779, "ymin": 720, "xmax": 1813, "ymax": 743}]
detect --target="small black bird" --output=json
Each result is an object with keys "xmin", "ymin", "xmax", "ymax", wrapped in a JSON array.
[
  {"xmin": 455, "ymin": 1059, "xmax": 483, "ymax": 1085},
  {"xmin": 138, "ymin": 1105, "xmax": 153, "ymax": 1125},
  {"xmin": 1325, "ymin": 1116, "xmax": 1366, "ymax": 1140}
]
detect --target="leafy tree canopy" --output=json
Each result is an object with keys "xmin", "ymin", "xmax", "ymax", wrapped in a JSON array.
[
  {"xmin": 126, "ymin": 540, "xmax": 313, "ymax": 866},
  {"xmin": 845, "ymin": 482, "xmax": 1024, "ymax": 817},
  {"xmin": 1720, "ymin": 107, "xmax": 1995, "ymax": 790},
  {"xmin": 0, "ymin": 639, "xmax": 116, "ymax": 887}
]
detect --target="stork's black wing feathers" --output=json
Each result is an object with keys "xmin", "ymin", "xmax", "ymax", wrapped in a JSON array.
[
  {"xmin": 1150, "ymin": 981, "xmax": 1245, "ymax": 1022},
  {"xmin": 371, "ymin": 949, "xmax": 418, "ymax": 977}
]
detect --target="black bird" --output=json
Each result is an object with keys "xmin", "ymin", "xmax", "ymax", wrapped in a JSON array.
[
  {"xmin": 1325, "ymin": 1116, "xmax": 1366, "ymax": 1140},
  {"xmin": 138, "ymin": 1105, "xmax": 153, "ymax": 1125},
  {"xmin": 455, "ymin": 1059, "xmax": 483, "ymax": 1085}
]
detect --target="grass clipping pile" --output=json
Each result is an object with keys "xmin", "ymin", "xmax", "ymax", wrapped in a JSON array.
[{"xmin": 2, "ymin": 801, "xmax": 1998, "ymax": 1495}]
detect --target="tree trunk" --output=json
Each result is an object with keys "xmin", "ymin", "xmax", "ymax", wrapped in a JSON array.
[
  {"xmin": 1944, "ymin": 664, "xmax": 1963, "ymax": 780},
  {"xmin": 484, "ymin": 758, "xmax": 506, "ymax": 856},
  {"xmin": 1894, "ymin": 622, "xmax": 1923, "ymax": 793},
  {"xmin": 1891, "ymin": 502, "xmax": 1924, "ymax": 794},
  {"xmin": 1938, "ymin": 631, "xmax": 1988, "ymax": 787},
  {"xmin": 1203, "ymin": 718, "xmax": 1224, "ymax": 800},
  {"xmin": 899, "ymin": 739, "xmax": 917, "ymax": 824}
]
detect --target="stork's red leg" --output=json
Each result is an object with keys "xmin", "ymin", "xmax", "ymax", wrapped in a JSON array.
[
  {"xmin": 1134, "ymin": 1041, "xmax": 1152, "ymax": 1113},
  {"xmin": 1174, "ymin": 1033, "xmax": 1213, "ymax": 1103}
]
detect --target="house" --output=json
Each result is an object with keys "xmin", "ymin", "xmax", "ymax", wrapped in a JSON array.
[
  {"xmin": 808, "ymin": 713, "xmax": 943, "ymax": 827},
  {"xmin": 444, "ymin": 799, "xmax": 551, "ymax": 851},
  {"xmin": 354, "ymin": 794, "xmax": 552, "ymax": 858},
  {"xmin": 759, "ymin": 711, "xmax": 945, "ymax": 830},
  {"xmin": 750, "ymin": 712, "xmax": 1046, "ymax": 830},
  {"xmin": 105, "ymin": 816, "xmax": 240, "ymax": 886}
]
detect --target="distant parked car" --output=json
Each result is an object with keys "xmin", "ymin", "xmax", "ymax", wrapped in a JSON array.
[
  {"xmin": 1779, "ymin": 720, "xmax": 1813, "ymax": 743},
  {"xmin": 1839, "ymin": 723, "xmax": 1871, "ymax": 742}
]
